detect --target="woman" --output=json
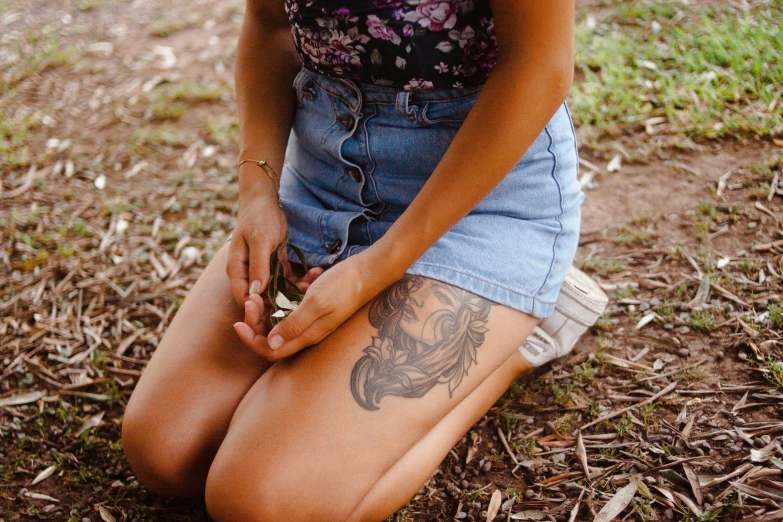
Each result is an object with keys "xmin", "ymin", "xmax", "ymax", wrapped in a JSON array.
[{"xmin": 122, "ymin": 0, "xmax": 587, "ymax": 520}]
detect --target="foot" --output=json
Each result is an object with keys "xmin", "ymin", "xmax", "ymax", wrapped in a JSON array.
[{"xmin": 518, "ymin": 265, "xmax": 609, "ymax": 367}]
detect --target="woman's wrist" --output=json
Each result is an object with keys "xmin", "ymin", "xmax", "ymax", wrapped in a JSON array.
[
  {"xmin": 359, "ymin": 239, "xmax": 414, "ymax": 294},
  {"xmin": 238, "ymin": 163, "xmax": 281, "ymax": 206}
]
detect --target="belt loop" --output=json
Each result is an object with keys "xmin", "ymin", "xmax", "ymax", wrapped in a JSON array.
[
  {"xmin": 338, "ymin": 77, "xmax": 363, "ymax": 113},
  {"xmin": 395, "ymin": 91, "xmax": 417, "ymax": 120}
]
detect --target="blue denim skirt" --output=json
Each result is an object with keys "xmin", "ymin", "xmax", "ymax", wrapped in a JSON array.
[{"xmin": 279, "ymin": 67, "xmax": 584, "ymax": 318}]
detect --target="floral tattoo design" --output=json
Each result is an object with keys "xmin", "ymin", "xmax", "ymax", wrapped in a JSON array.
[{"xmin": 350, "ymin": 276, "xmax": 492, "ymax": 411}]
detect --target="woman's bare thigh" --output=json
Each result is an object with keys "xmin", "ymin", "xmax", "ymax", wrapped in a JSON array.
[
  {"xmin": 204, "ymin": 275, "xmax": 539, "ymax": 522},
  {"xmin": 122, "ymin": 242, "xmax": 273, "ymax": 495}
]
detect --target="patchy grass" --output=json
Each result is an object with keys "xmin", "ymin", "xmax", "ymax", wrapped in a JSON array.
[
  {"xmin": 149, "ymin": 15, "xmax": 201, "ymax": 37},
  {"xmin": 570, "ymin": 0, "xmax": 783, "ymax": 142},
  {"xmin": 688, "ymin": 309, "xmax": 717, "ymax": 333},
  {"xmin": 0, "ymin": 33, "xmax": 80, "ymax": 94}
]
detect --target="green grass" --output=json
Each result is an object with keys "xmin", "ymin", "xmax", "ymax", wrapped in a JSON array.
[
  {"xmin": 0, "ymin": 34, "xmax": 80, "ymax": 95},
  {"xmin": 770, "ymin": 303, "xmax": 783, "ymax": 330},
  {"xmin": 688, "ymin": 309, "xmax": 717, "ymax": 333},
  {"xmin": 570, "ymin": 0, "xmax": 783, "ymax": 141}
]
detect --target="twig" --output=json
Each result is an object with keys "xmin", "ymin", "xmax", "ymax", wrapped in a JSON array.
[{"xmin": 578, "ymin": 381, "xmax": 677, "ymax": 432}]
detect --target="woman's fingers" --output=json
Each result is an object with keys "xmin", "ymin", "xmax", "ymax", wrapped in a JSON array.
[
  {"xmin": 247, "ymin": 236, "xmax": 272, "ymax": 296},
  {"xmin": 266, "ymin": 291, "xmax": 328, "ymax": 350},
  {"xmin": 226, "ymin": 236, "xmax": 250, "ymax": 307},
  {"xmin": 243, "ymin": 295, "xmax": 266, "ymax": 334},
  {"xmin": 232, "ymin": 321, "xmax": 270, "ymax": 354}
]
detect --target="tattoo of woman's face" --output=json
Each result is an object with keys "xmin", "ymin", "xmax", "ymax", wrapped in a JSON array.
[{"xmin": 350, "ymin": 276, "xmax": 492, "ymax": 411}]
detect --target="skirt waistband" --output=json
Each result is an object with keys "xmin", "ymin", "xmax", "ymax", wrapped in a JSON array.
[{"xmin": 294, "ymin": 66, "xmax": 485, "ymax": 113}]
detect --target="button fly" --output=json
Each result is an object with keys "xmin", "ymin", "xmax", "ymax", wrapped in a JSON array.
[{"xmin": 324, "ymin": 238, "xmax": 342, "ymax": 254}]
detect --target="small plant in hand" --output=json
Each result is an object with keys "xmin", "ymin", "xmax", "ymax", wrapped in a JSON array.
[{"xmin": 267, "ymin": 230, "xmax": 310, "ymax": 326}]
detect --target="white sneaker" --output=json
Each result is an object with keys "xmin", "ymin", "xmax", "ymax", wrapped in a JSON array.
[{"xmin": 519, "ymin": 265, "xmax": 609, "ymax": 367}]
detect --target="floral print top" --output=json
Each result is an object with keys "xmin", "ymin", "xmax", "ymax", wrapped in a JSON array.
[{"xmin": 283, "ymin": 0, "xmax": 498, "ymax": 90}]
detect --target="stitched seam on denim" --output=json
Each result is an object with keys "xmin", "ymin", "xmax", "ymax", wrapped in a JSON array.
[
  {"xmin": 532, "ymin": 125, "xmax": 565, "ymax": 309},
  {"xmin": 407, "ymin": 261, "xmax": 557, "ymax": 303},
  {"xmin": 361, "ymin": 105, "xmax": 385, "ymax": 207},
  {"xmin": 563, "ymin": 102, "xmax": 580, "ymax": 177},
  {"xmin": 420, "ymin": 99, "xmax": 475, "ymax": 125}
]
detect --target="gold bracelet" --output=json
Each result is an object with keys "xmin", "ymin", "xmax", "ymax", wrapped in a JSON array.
[{"xmin": 237, "ymin": 159, "xmax": 283, "ymax": 208}]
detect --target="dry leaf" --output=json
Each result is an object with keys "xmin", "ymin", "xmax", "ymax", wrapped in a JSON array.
[
  {"xmin": 0, "ymin": 391, "xmax": 46, "ymax": 407},
  {"xmin": 575, "ymin": 430, "xmax": 590, "ymax": 481},
  {"xmin": 75, "ymin": 412, "xmax": 105, "ymax": 438},
  {"xmin": 510, "ymin": 510, "xmax": 546, "ymax": 520},
  {"xmin": 98, "ymin": 505, "xmax": 117, "ymax": 522},
  {"xmin": 31, "ymin": 465, "xmax": 56, "ymax": 486},
  {"xmin": 486, "ymin": 489, "xmax": 502, "ymax": 522},
  {"xmin": 466, "ymin": 431, "xmax": 481, "ymax": 464},
  {"xmin": 607, "ymin": 154, "xmax": 622, "ymax": 172},
  {"xmin": 593, "ymin": 479, "xmax": 638, "ymax": 522}
]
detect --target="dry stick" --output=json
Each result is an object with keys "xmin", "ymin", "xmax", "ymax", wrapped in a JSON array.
[
  {"xmin": 578, "ymin": 381, "xmax": 677, "ymax": 433},
  {"xmin": 497, "ymin": 426, "xmax": 519, "ymax": 465}
]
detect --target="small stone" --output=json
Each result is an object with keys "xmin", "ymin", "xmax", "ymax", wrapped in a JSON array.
[
  {"xmin": 454, "ymin": 466, "xmax": 462, "ymax": 474},
  {"xmin": 627, "ymin": 304, "xmax": 636, "ymax": 313},
  {"xmin": 664, "ymin": 323, "xmax": 674, "ymax": 330},
  {"xmin": 678, "ymin": 326, "xmax": 691, "ymax": 335},
  {"xmin": 694, "ymin": 447, "xmax": 705, "ymax": 456},
  {"xmin": 610, "ymin": 318, "xmax": 621, "ymax": 326},
  {"xmin": 705, "ymin": 493, "xmax": 714, "ymax": 503},
  {"xmin": 650, "ymin": 384, "xmax": 661, "ymax": 393},
  {"xmin": 461, "ymin": 479, "xmax": 469, "ymax": 489},
  {"xmin": 735, "ymin": 417, "xmax": 745, "ymax": 426},
  {"xmin": 729, "ymin": 444, "xmax": 742, "ymax": 453},
  {"xmin": 650, "ymin": 297, "xmax": 661, "ymax": 307},
  {"xmin": 543, "ymin": 421, "xmax": 555, "ymax": 435},
  {"xmin": 754, "ymin": 438, "xmax": 766, "ymax": 448},
  {"xmin": 525, "ymin": 489, "xmax": 536, "ymax": 499},
  {"xmin": 748, "ymin": 222, "xmax": 757, "ymax": 229},
  {"xmin": 698, "ymin": 415, "xmax": 708, "ymax": 424},
  {"xmin": 665, "ymin": 509, "xmax": 674, "ymax": 520},
  {"xmin": 678, "ymin": 348, "xmax": 690, "ymax": 357},
  {"xmin": 483, "ymin": 461, "xmax": 492, "ymax": 473},
  {"xmin": 455, "ymin": 512, "xmax": 467, "ymax": 519},
  {"xmin": 716, "ymin": 351, "xmax": 725, "ymax": 360},
  {"xmin": 679, "ymin": 312, "xmax": 690, "ymax": 321},
  {"xmin": 738, "ymin": 352, "xmax": 748, "ymax": 361},
  {"xmin": 639, "ymin": 302, "xmax": 651, "ymax": 312}
]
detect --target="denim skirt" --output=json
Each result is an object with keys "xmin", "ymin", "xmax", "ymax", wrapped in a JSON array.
[{"xmin": 278, "ymin": 67, "xmax": 584, "ymax": 318}]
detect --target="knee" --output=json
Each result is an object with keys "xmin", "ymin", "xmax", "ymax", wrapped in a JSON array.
[
  {"xmin": 205, "ymin": 445, "xmax": 356, "ymax": 522},
  {"xmin": 121, "ymin": 393, "xmax": 210, "ymax": 497}
]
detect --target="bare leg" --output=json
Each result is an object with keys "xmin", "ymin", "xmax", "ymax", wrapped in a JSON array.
[
  {"xmin": 122, "ymin": 243, "xmax": 303, "ymax": 496},
  {"xmin": 346, "ymin": 350, "xmax": 532, "ymax": 522},
  {"xmin": 204, "ymin": 275, "xmax": 538, "ymax": 522}
]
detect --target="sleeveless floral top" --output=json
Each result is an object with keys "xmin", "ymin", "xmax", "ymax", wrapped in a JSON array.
[{"xmin": 283, "ymin": 0, "xmax": 498, "ymax": 91}]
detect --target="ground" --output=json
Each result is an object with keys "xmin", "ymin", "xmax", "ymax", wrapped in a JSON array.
[{"xmin": 1, "ymin": 0, "xmax": 782, "ymax": 520}]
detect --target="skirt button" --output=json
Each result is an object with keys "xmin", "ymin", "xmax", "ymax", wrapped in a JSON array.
[{"xmin": 324, "ymin": 238, "xmax": 342, "ymax": 254}]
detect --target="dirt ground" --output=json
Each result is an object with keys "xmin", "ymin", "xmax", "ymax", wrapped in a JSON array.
[{"xmin": 2, "ymin": 0, "xmax": 783, "ymax": 521}]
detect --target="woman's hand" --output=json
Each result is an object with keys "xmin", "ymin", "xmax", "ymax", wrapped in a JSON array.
[
  {"xmin": 250, "ymin": 252, "xmax": 378, "ymax": 361},
  {"xmin": 232, "ymin": 264, "xmax": 325, "ymax": 357},
  {"xmin": 225, "ymin": 183, "xmax": 289, "ymax": 308}
]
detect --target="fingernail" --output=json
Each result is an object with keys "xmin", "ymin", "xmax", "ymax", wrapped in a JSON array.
[
  {"xmin": 249, "ymin": 280, "xmax": 261, "ymax": 295},
  {"xmin": 269, "ymin": 334, "xmax": 284, "ymax": 349}
]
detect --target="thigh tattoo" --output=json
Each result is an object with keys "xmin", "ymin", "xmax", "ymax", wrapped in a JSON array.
[{"xmin": 350, "ymin": 276, "xmax": 493, "ymax": 411}]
